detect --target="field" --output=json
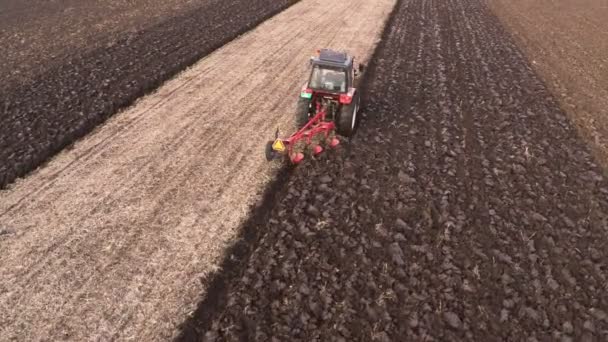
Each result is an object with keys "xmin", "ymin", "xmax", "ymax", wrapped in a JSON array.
[
  {"xmin": 0, "ymin": 0, "xmax": 297, "ymax": 188},
  {"xmin": 1, "ymin": 0, "xmax": 608, "ymax": 341},
  {"xmin": 180, "ymin": 0, "xmax": 608, "ymax": 340},
  {"xmin": 0, "ymin": 0, "xmax": 394, "ymax": 340},
  {"xmin": 489, "ymin": 0, "xmax": 608, "ymax": 169},
  {"xmin": 1, "ymin": 0, "xmax": 199, "ymax": 85}
]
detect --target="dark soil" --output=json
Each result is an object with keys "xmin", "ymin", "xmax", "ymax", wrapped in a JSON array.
[
  {"xmin": 0, "ymin": 0, "xmax": 297, "ymax": 189},
  {"xmin": 178, "ymin": 0, "xmax": 608, "ymax": 340}
]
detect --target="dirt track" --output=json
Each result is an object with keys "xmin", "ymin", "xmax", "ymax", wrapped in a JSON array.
[
  {"xmin": 181, "ymin": 0, "xmax": 608, "ymax": 340},
  {"xmin": 489, "ymin": 0, "xmax": 608, "ymax": 171},
  {"xmin": 0, "ymin": 0, "xmax": 394, "ymax": 340}
]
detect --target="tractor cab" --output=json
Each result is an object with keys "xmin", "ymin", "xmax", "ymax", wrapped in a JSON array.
[
  {"xmin": 307, "ymin": 49, "xmax": 354, "ymax": 95},
  {"xmin": 292, "ymin": 49, "xmax": 362, "ymax": 137}
]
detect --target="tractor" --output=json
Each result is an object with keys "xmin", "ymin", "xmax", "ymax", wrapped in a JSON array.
[{"xmin": 266, "ymin": 48, "xmax": 365, "ymax": 163}]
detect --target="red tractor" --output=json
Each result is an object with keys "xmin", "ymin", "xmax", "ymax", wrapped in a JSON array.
[{"xmin": 266, "ymin": 48, "xmax": 365, "ymax": 163}]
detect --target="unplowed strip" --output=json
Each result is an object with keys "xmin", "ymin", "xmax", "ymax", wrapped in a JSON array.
[{"xmin": 0, "ymin": 0, "xmax": 395, "ymax": 340}]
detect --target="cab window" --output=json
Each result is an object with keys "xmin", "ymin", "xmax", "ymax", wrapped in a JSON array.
[{"xmin": 308, "ymin": 65, "xmax": 346, "ymax": 92}]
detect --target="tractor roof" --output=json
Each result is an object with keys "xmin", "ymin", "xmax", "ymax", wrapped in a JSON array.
[{"xmin": 311, "ymin": 48, "xmax": 352, "ymax": 69}]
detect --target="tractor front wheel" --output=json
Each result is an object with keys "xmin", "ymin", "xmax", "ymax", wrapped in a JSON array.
[{"xmin": 336, "ymin": 92, "xmax": 360, "ymax": 137}]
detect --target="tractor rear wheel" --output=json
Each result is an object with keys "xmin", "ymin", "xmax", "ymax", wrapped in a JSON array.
[
  {"xmin": 295, "ymin": 98, "xmax": 311, "ymax": 128},
  {"xmin": 336, "ymin": 92, "xmax": 360, "ymax": 137}
]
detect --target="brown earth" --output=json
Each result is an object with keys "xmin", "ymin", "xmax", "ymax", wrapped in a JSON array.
[
  {"xmin": 0, "ymin": 0, "xmax": 297, "ymax": 189},
  {"xmin": 0, "ymin": 0, "xmax": 395, "ymax": 340},
  {"xmin": 489, "ymin": 0, "xmax": 608, "ymax": 171},
  {"xmin": 179, "ymin": 0, "xmax": 608, "ymax": 340}
]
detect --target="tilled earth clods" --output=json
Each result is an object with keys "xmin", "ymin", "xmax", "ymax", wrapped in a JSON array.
[
  {"xmin": 183, "ymin": 0, "xmax": 608, "ymax": 340},
  {"xmin": 0, "ymin": 0, "xmax": 296, "ymax": 188}
]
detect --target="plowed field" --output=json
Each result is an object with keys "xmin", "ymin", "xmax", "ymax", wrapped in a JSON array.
[{"xmin": 180, "ymin": 0, "xmax": 608, "ymax": 340}]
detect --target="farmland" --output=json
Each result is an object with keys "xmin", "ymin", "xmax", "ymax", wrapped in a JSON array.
[
  {"xmin": 0, "ymin": 0, "xmax": 394, "ymax": 339},
  {"xmin": 180, "ymin": 0, "xmax": 608, "ymax": 340},
  {"xmin": 1, "ymin": 0, "xmax": 608, "ymax": 341},
  {"xmin": 490, "ymin": 0, "xmax": 608, "ymax": 170},
  {"xmin": 0, "ymin": 0, "xmax": 297, "ymax": 188}
]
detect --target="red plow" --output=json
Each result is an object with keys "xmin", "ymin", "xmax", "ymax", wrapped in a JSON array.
[{"xmin": 265, "ymin": 101, "xmax": 341, "ymax": 163}]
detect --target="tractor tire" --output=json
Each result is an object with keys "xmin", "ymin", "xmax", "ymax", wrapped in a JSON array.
[
  {"xmin": 295, "ymin": 98, "xmax": 311, "ymax": 128},
  {"xmin": 336, "ymin": 92, "xmax": 360, "ymax": 137},
  {"xmin": 265, "ymin": 140, "xmax": 278, "ymax": 161}
]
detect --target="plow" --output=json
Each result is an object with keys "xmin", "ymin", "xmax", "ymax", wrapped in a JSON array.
[{"xmin": 266, "ymin": 48, "xmax": 364, "ymax": 163}]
